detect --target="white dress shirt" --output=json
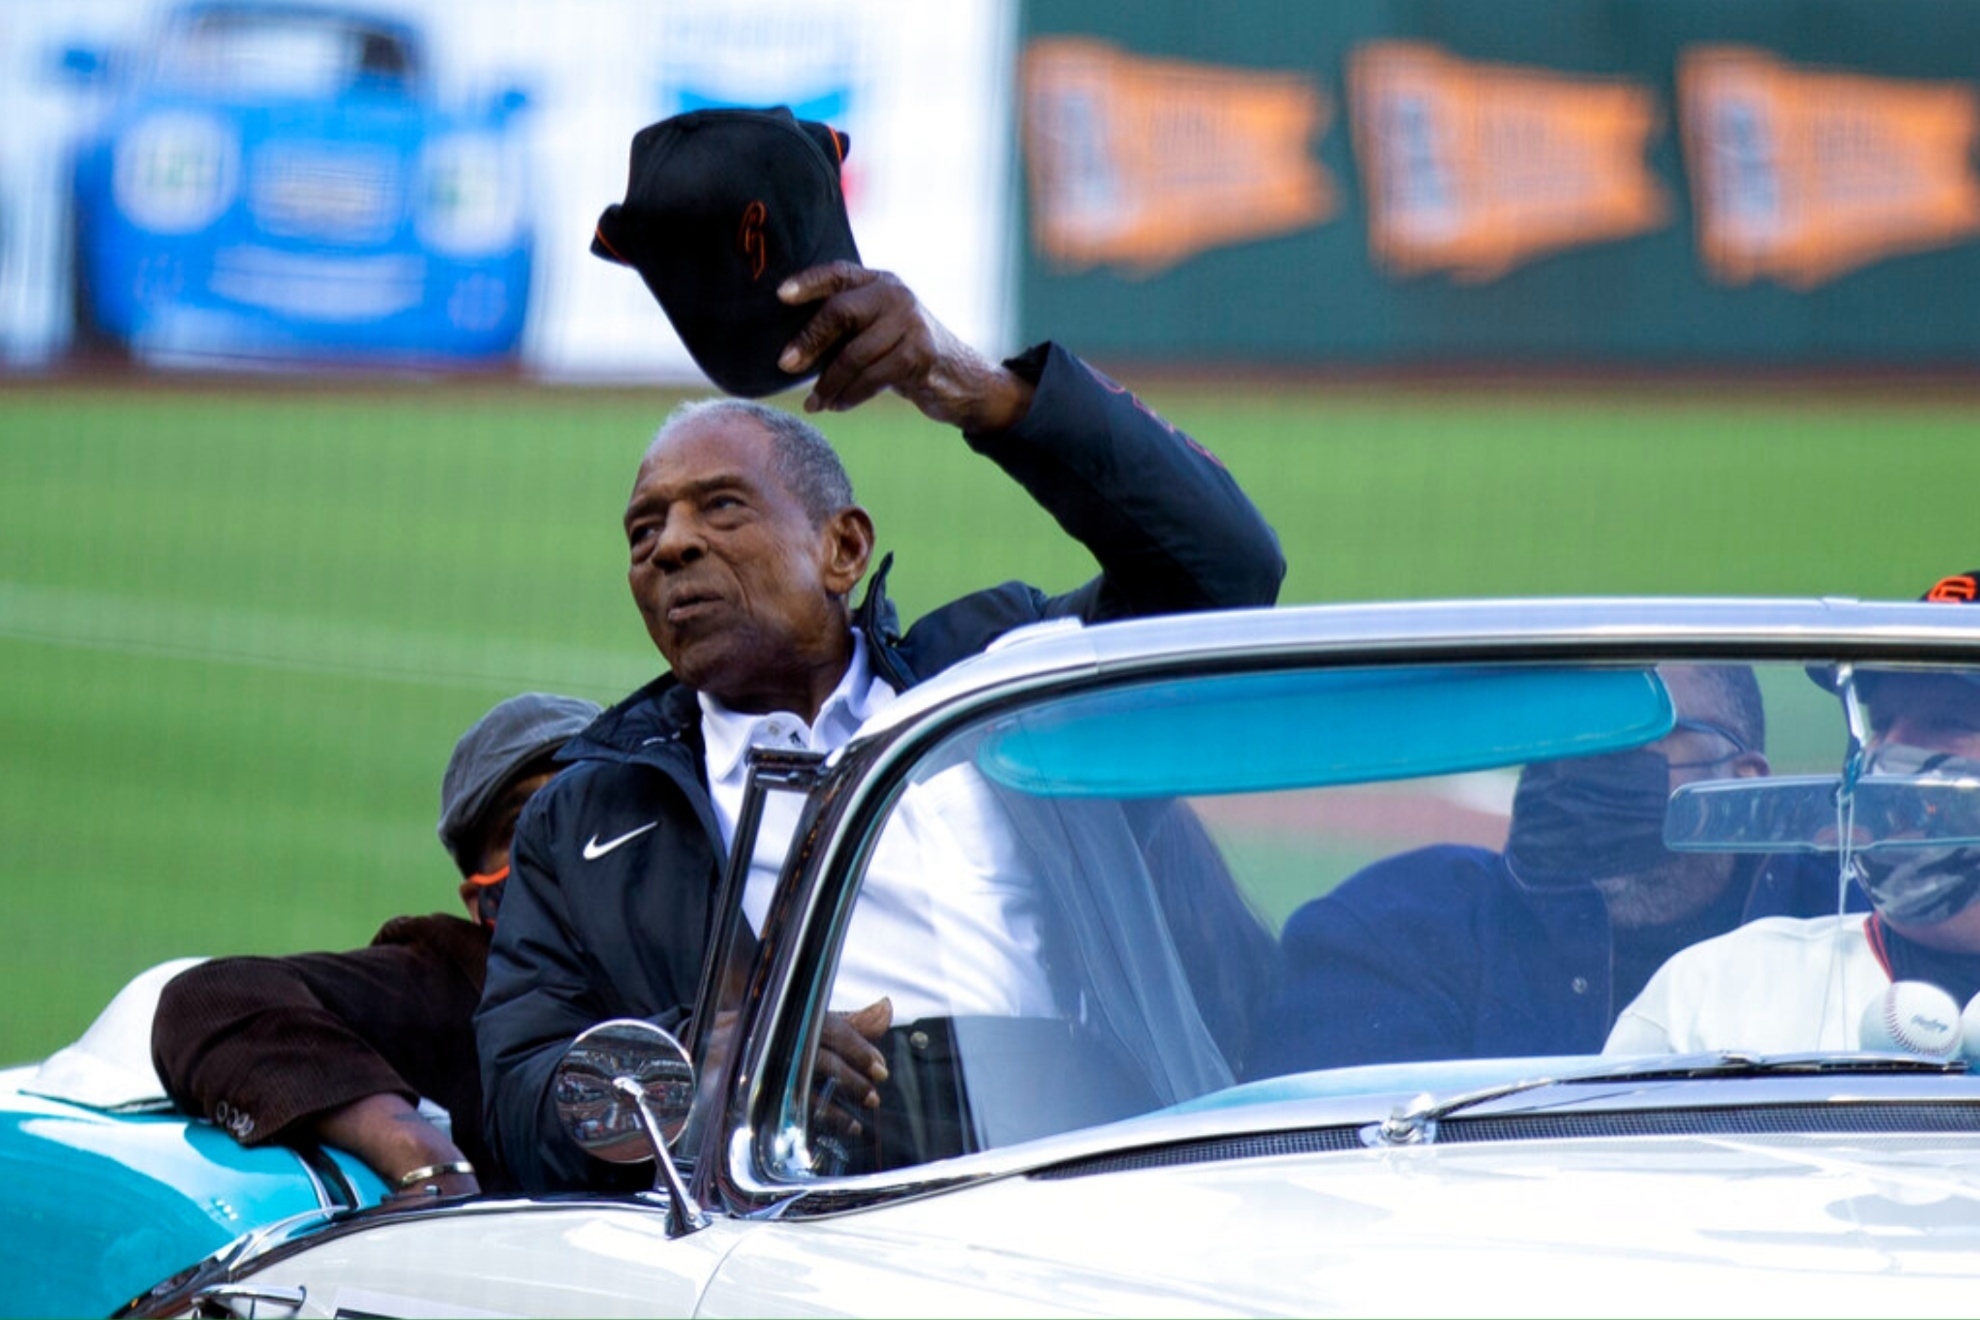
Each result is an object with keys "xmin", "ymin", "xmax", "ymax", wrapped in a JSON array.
[{"xmin": 699, "ymin": 632, "xmax": 1056, "ymax": 1022}]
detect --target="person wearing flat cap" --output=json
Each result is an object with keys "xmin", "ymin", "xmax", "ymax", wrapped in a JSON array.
[
  {"xmin": 1607, "ymin": 572, "xmax": 1980, "ymax": 1056},
  {"xmin": 476, "ymin": 108, "xmax": 1287, "ymax": 1193},
  {"xmin": 152, "ymin": 692, "xmax": 599, "ymax": 1198}
]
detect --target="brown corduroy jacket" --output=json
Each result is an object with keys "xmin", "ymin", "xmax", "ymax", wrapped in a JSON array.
[{"xmin": 150, "ymin": 913, "xmax": 507, "ymax": 1191}]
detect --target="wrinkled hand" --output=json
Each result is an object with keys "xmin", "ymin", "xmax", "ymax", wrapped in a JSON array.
[
  {"xmin": 777, "ymin": 264, "xmax": 1034, "ymax": 432},
  {"xmin": 811, "ymin": 996, "xmax": 893, "ymax": 1139}
]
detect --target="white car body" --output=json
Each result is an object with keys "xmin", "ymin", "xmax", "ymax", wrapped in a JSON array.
[
  {"xmin": 32, "ymin": 597, "xmax": 1980, "ymax": 1318},
  {"xmin": 231, "ymin": 1122, "xmax": 1980, "ymax": 1317}
]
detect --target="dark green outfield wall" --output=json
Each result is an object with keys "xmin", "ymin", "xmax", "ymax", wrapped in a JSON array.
[{"xmin": 1016, "ymin": 0, "xmax": 1980, "ymax": 367}]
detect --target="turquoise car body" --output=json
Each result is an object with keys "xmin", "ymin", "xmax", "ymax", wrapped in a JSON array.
[{"xmin": 0, "ymin": 959, "xmax": 386, "ymax": 1318}]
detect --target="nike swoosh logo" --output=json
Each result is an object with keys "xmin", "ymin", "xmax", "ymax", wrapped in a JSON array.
[{"xmin": 583, "ymin": 822, "xmax": 657, "ymax": 860}]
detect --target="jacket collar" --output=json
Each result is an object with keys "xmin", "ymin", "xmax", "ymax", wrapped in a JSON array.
[
  {"xmin": 557, "ymin": 674, "xmax": 702, "ymax": 766},
  {"xmin": 855, "ymin": 552, "xmax": 916, "ymax": 691}
]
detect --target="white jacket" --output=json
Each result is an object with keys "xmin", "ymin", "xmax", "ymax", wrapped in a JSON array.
[{"xmin": 1604, "ymin": 914, "xmax": 1889, "ymax": 1055}]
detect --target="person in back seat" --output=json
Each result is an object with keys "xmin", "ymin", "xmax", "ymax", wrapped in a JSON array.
[
  {"xmin": 1610, "ymin": 573, "xmax": 1980, "ymax": 1055},
  {"xmin": 1252, "ymin": 665, "xmax": 1846, "ymax": 1074},
  {"xmin": 153, "ymin": 692, "xmax": 598, "ymax": 1198}
]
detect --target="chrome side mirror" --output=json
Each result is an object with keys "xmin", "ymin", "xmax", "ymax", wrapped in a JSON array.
[{"xmin": 553, "ymin": 1019, "xmax": 707, "ymax": 1234}]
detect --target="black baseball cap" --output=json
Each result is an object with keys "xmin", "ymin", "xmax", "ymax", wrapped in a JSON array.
[
  {"xmin": 437, "ymin": 693, "xmax": 601, "ymax": 874},
  {"xmin": 1920, "ymin": 571, "xmax": 1980, "ymax": 606},
  {"xmin": 1808, "ymin": 570, "xmax": 1980, "ymax": 699},
  {"xmin": 591, "ymin": 107, "xmax": 861, "ymax": 398}
]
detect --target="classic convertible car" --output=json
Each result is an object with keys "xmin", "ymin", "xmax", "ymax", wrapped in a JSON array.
[{"xmin": 10, "ymin": 596, "xmax": 1980, "ymax": 1316}]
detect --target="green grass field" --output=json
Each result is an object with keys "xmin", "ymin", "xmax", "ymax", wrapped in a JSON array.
[{"xmin": 2, "ymin": 376, "xmax": 1973, "ymax": 1063}]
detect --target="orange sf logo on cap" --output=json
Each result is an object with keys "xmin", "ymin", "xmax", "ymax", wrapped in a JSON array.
[
  {"xmin": 1927, "ymin": 575, "xmax": 1978, "ymax": 603},
  {"xmin": 739, "ymin": 201, "xmax": 768, "ymax": 280}
]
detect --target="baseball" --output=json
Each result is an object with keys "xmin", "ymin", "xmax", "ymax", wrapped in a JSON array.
[
  {"xmin": 1858, "ymin": 981, "xmax": 1962, "ymax": 1058},
  {"xmin": 1961, "ymin": 993, "xmax": 1980, "ymax": 1065}
]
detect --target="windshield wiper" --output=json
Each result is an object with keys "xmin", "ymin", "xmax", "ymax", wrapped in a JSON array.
[{"xmin": 1361, "ymin": 1051, "xmax": 1966, "ymax": 1147}]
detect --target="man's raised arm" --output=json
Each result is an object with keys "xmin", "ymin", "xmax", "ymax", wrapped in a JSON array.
[{"xmin": 776, "ymin": 263, "xmax": 1285, "ymax": 622}]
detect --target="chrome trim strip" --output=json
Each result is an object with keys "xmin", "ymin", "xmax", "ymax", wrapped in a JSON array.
[
  {"xmin": 858, "ymin": 598, "xmax": 1980, "ymax": 739},
  {"xmin": 688, "ymin": 749, "xmax": 827, "ymax": 1065},
  {"xmin": 289, "ymin": 1147, "xmax": 334, "ymax": 1213},
  {"xmin": 724, "ymin": 1072, "xmax": 1980, "ymax": 1215},
  {"xmin": 124, "ymin": 1193, "xmax": 690, "ymax": 1314},
  {"xmin": 190, "ymin": 1282, "xmax": 307, "ymax": 1315},
  {"xmin": 294, "ymin": 1144, "xmax": 366, "ymax": 1213}
]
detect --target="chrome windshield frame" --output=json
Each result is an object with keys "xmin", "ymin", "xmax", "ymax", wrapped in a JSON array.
[{"xmin": 694, "ymin": 598, "xmax": 1980, "ymax": 1218}]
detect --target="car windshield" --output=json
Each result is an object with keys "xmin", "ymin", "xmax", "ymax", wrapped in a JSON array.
[
  {"xmin": 153, "ymin": 7, "xmax": 420, "ymax": 97},
  {"xmin": 768, "ymin": 655, "xmax": 1980, "ymax": 1179}
]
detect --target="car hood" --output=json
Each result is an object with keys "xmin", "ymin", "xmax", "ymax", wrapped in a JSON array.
[{"xmin": 707, "ymin": 1133, "xmax": 1980, "ymax": 1315}]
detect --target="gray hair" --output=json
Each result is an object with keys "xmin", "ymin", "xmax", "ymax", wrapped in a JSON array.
[
  {"xmin": 660, "ymin": 398, "xmax": 855, "ymax": 526},
  {"xmin": 1681, "ymin": 664, "xmax": 1767, "ymax": 753}
]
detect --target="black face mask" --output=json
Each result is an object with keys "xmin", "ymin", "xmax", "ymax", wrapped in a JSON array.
[
  {"xmin": 1852, "ymin": 744, "xmax": 1980, "ymax": 926},
  {"xmin": 1505, "ymin": 749, "xmax": 1674, "ymax": 889}
]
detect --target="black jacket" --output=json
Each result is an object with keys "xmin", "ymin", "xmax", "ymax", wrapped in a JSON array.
[{"xmin": 477, "ymin": 343, "xmax": 1285, "ymax": 1192}]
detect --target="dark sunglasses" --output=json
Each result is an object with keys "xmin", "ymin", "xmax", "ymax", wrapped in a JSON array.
[{"xmin": 1666, "ymin": 717, "xmax": 1751, "ymax": 769}]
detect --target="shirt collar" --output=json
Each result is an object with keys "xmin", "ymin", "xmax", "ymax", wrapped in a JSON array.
[{"xmin": 698, "ymin": 631, "xmax": 895, "ymax": 783}]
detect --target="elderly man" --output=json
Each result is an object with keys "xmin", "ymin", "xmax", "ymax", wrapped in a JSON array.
[
  {"xmin": 1250, "ymin": 664, "xmax": 1854, "ymax": 1074},
  {"xmin": 476, "ymin": 264, "xmax": 1285, "ymax": 1192},
  {"xmin": 1608, "ymin": 573, "xmax": 1980, "ymax": 1054},
  {"xmin": 153, "ymin": 691, "xmax": 599, "ymax": 1197}
]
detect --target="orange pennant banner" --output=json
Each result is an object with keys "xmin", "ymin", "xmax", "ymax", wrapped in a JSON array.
[
  {"xmin": 1022, "ymin": 38, "xmax": 1336, "ymax": 275},
  {"xmin": 1349, "ymin": 42, "xmax": 1670, "ymax": 282},
  {"xmin": 1679, "ymin": 46, "xmax": 1980, "ymax": 289}
]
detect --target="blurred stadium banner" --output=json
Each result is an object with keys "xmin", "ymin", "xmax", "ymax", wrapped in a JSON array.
[
  {"xmin": 1021, "ymin": 38, "xmax": 1336, "ymax": 276},
  {"xmin": 1347, "ymin": 43, "xmax": 1668, "ymax": 284},
  {"xmin": 1678, "ymin": 46, "xmax": 1980, "ymax": 291},
  {"xmin": 1019, "ymin": 0, "xmax": 1980, "ymax": 368}
]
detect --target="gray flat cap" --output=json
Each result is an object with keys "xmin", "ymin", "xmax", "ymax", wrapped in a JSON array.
[{"xmin": 437, "ymin": 692, "xmax": 601, "ymax": 873}]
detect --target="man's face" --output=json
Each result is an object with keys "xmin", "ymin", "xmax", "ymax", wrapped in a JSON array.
[
  {"xmin": 1858, "ymin": 673, "xmax": 1980, "ymax": 950},
  {"xmin": 623, "ymin": 413, "xmax": 869, "ymax": 715},
  {"xmin": 1591, "ymin": 666, "xmax": 1769, "ymax": 927},
  {"xmin": 459, "ymin": 767, "xmax": 556, "ymax": 925},
  {"xmin": 1866, "ymin": 674, "xmax": 1980, "ymax": 761}
]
